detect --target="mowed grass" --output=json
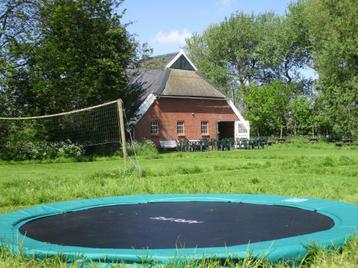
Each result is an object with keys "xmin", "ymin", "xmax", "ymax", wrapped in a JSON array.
[{"xmin": 0, "ymin": 142, "xmax": 358, "ymax": 267}]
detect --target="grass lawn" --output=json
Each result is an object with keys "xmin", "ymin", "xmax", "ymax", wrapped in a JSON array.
[{"xmin": 0, "ymin": 142, "xmax": 358, "ymax": 267}]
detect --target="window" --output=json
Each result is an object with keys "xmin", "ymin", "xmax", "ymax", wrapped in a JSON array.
[
  {"xmin": 150, "ymin": 121, "xmax": 159, "ymax": 135},
  {"xmin": 170, "ymin": 55, "xmax": 195, "ymax": 71},
  {"xmin": 177, "ymin": 121, "xmax": 184, "ymax": 135},
  {"xmin": 201, "ymin": 121, "xmax": 209, "ymax": 135},
  {"xmin": 237, "ymin": 122, "xmax": 247, "ymax": 133}
]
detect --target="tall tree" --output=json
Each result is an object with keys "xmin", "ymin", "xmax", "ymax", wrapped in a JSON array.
[
  {"xmin": 186, "ymin": 9, "xmax": 313, "ymax": 136},
  {"xmin": 187, "ymin": 13, "xmax": 263, "ymax": 104},
  {"xmin": 258, "ymin": 2, "xmax": 311, "ymax": 86},
  {"xmin": 304, "ymin": 0, "xmax": 358, "ymax": 137},
  {"xmin": 7, "ymin": 0, "xmax": 138, "ymax": 115},
  {"xmin": 0, "ymin": 0, "xmax": 40, "ymax": 116},
  {"xmin": 186, "ymin": 11, "xmax": 312, "ymax": 104}
]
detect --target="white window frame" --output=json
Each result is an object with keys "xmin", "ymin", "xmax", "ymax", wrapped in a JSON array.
[
  {"xmin": 150, "ymin": 120, "xmax": 159, "ymax": 135},
  {"xmin": 177, "ymin": 121, "xmax": 185, "ymax": 135},
  {"xmin": 201, "ymin": 121, "xmax": 209, "ymax": 135}
]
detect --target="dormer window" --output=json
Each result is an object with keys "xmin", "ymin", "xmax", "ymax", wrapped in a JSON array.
[
  {"xmin": 169, "ymin": 55, "xmax": 195, "ymax": 71},
  {"xmin": 166, "ymin": 50, "xmax": 197, "ymax": 71}
]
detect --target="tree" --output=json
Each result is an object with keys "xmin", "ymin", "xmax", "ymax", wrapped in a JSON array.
[
  {"xmin": 0, "ymin": 0, "xmax": 40, "ymax": 52},
  {"xmin": 6, "ymin": 0, "xmax": 139, "ymax": 116},
  {"xmin": 258, "ymin": 2, "xmax": 311, "ymax": 86},
  {"xmin": 245, "ymin": 81, "xmax": 290, "ymax": 137},
  {"xmin": 288, "ymin": 96, "xmax": 312, "ymax": 136},
  {"xmin": 304, "ymin": 0, "xmax": 358, "ymax": 137},
  {"xmin": 186, "ymin": 10, "xmax": 313, "ymax": 102},
  {"xmin": 0, "ymin": 0, "xmax": 40, "ymax": 116},
  {"xmin": 187, "ymin": 13, "xmax": 263, "ymax": 104},
  {"xmin": 186, "ymin": 9, "xmax": 313, "ymax": 137}
]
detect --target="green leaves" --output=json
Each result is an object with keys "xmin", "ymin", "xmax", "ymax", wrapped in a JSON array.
[
  {"xmin": 304, "ymin": 0, "xmax": 358, "ymax": 137},
  {"xmin": 187, "ymin": 11, "xmax": 312, "ymax": 101},
  {"xmin": 245, "ymin": 81, "xmax": 291, "ymax": 136},
  {"xmin": 2, "ymin": 0, "xmax": 138, "ymax": 117},
  {"xmin": 187, "ymin": 0, "xmax": 357, "ymax": 138}
]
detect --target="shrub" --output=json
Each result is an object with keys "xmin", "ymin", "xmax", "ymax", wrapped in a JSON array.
[
  {"xmin": 126, "ymin": 140, "xmax": 159, "ymax": 158},
  {"xmin": 0, "ymin": 140, "xmax": 84, "ymax": 161},
  {"xmin": 57, "ymin": 141, "xmax": 84, "ymax": 159}
]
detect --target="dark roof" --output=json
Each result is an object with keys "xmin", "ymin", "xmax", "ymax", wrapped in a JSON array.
[
  {"xmin": 139, "ymin": 52, "xmax": 177, "ymax": 70},
  {"xmin": 128, "ymin": 68, "xmax": 169, "ymax": 102},
  {"xmin": 130, "ymin": 52, "xmax": 226, "ymax": 102}
]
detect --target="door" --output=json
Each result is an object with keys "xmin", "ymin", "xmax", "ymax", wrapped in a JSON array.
[{"xmin": 217, "ymin": 121, "xmax": 235, "ymax": 140}]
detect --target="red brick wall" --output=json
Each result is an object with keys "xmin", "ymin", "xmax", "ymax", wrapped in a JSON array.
[{"xmin": 134, "ymin": 98, "xmax": 239, "ymax": 146}]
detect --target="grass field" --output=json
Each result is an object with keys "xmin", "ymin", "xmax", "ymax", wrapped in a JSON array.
[{"xmin": 0, "ymin": 141, "xmax": 358, "ymax": 267}]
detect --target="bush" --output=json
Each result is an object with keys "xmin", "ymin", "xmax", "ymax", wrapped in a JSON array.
[
  {"xmin": 126, "ymin": 140, "xmax": 159, "ymax": 158},
  {"xmin": 0, "ymin": 140, "xmax": 84, "ymax": 161},
  {"xmin": 57, "ymin": 141, "xmax": 84, "ymax": 159}
]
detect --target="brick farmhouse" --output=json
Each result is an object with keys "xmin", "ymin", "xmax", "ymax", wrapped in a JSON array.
[{"xmin": 130, "ymin": 50, "xmax": 250, "ymax": 148}]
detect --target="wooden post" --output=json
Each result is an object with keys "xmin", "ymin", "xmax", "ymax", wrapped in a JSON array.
[{"xmin": 117, "ymin": 99, "xmax": 127, "ymax": 168}]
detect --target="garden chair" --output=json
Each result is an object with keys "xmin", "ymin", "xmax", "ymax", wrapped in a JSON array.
[
  {"xmin": 200, "ymin": 139, "xmax": 209, "ymax": 151},
  {"xmin": 240, "ymin": 138, "xmax": 250, "ymax": 149},
  {"xmin": 176, "ymin": 140, "xmax": 182, "ymax": 151},
  {"xmin": 221, "ymin": 138, "xmax": 231, "ymax": 151},
  {"xmin": 210, "ymin": 139, "xmax": 217, "ymax": 150},
  {"xmin": 182, "ymin": 139, "xmax": 190, "ymax": 152},
  {"xmin": 192, "ymin": 141, "xmax": 201, "ymax": 151},
  {"xmin": 216, "ymin": 139, "xmax": 223, "ymax": 151}
]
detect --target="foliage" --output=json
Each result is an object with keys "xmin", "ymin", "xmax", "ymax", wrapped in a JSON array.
[
  {"xmin": 1, "ymin": 0, "xmax": 141, "ymax": 118},
  {"xmin": 126, "ymin": 140, "xmax": 159, "ymax": 158},
  {"xmin": 187, "ymin": 13, "xmax": 262, "ymax": 102},
  {"xmin": 186, "ymin": 11, "xmax": 311, "ymax": 103},
  {"xmin": 303, "ymin": 0, "xmax": 358, "ymax": 138},
  {"xmin": 0, "ymin": 0, "xmax": 146, "ymax": 161},
  {"xmin": 0, "ymin": 121, "xmax": 84, "ymax": 160},
  {"xmin": 288, "ymin": 96, "xmax": 313, "ymax": 136},
  {"xmin": 186, "ymin": 1, "xmax": 357, "ymax": 138},
  {"xmin": 0, "ymin": 139, "xmax": 84, "ymax": 161},
  {"xmin": 0, "ymin": 1, "xmax": 41, "ymax": 117},
  {"xmin": 244, "ymin": 81, "xmax": 290, "ymax": 136}
]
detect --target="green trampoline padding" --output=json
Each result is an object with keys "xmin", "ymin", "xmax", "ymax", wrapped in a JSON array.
[{"xmin": 1, "ymin": 194, "xmax": 358, "ymax": 263}]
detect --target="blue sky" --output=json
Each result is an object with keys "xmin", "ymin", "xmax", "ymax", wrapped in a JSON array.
[{"xmin": 122, "ymin": 0, "xmax": 293, "ymax": 56}]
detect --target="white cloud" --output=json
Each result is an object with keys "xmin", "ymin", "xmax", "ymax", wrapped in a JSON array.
[
  {"xmin": 215, "ymin": 0, "xmax": 233, "ymax": 12},
  {"xmin": 152, "ymin": 29, "xmax": 192, "ymax": 46}
]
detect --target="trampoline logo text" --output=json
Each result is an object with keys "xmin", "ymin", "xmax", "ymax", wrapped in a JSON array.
[{"xmin": 149, "ymin": 216, "xmax": 204, "ymax": 224}]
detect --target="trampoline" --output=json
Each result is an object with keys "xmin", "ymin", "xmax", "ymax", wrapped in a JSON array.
[{"xmin": 1, "ymin": 194, "xmax": 358, "ymax": 263}]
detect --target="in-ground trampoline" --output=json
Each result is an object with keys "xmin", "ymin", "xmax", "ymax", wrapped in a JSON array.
[{"xmin": 1, "ymin": 194, "xmax": 358, "ymax": 264}]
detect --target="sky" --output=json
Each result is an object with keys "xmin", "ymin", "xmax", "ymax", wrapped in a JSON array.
[{"xmin": 122, "ymin": 0, "xmax": 293, "ymax": 56}]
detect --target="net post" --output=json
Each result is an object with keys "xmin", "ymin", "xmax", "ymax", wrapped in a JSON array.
[{"xmin": 117, "ymin": 99, "xmax": 127, "ymax": 168}]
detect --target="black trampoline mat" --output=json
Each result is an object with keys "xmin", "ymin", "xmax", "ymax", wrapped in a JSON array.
[{"xmin": 19, "ymin": 202, "xmax": 334, "ymax": 249}]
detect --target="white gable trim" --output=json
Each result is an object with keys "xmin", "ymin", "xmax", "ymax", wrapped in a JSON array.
[
  {"xmin": 227, "ymin": 99, "xmax": 246, "ymax": 122},
  {"xmin": 165, "ymin": 49, "xmax": 198, "ymax": 71},
  {"xmin": 133, "ymin": 93, "xmax": 156, "ymax": 124},
  {"xmin": 227, "ymin": 99, "xmax": 250, "ymax": 139}
]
